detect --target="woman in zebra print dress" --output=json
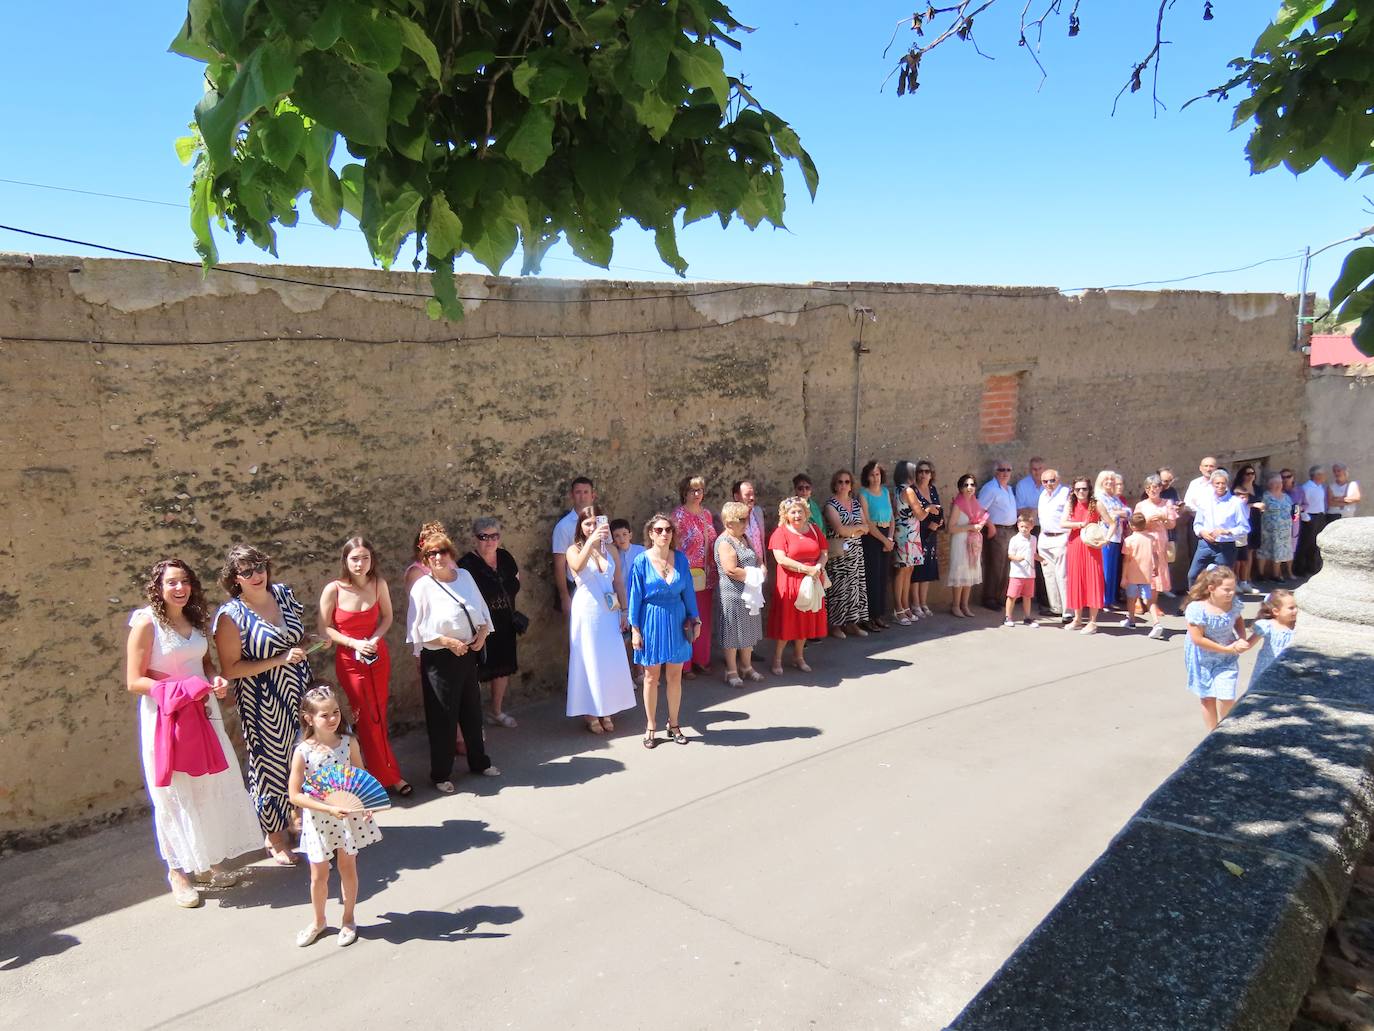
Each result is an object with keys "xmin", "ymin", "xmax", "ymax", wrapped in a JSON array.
[
  {"xmin": 213, "ymin": 544, "xmax": 312, "ymax": 866},
  {"xmin": 824, "ymin": 470, "xmax": 871, "ymax": 637}
]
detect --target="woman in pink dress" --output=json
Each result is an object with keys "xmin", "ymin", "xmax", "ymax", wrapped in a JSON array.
[
  {"xmin": 671, "ymin": 474, "xmax": 717, "ymax": 677},
  {"xmin": 1134, "ymin": 474, "xmax": 1177, "ymax": 595},
  {"xmin": 1062, "ymin": 476, "xmax": 1105, "ymax": 633}
]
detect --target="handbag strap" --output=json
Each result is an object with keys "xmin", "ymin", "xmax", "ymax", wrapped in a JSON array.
[{"xmin": 429, "ymin": 574, "xmax": 477, "ymax": 640}]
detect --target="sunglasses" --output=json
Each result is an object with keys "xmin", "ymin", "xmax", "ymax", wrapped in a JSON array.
[
  {"xmin": 1074, "ymin": 486, "xmax": 1090, "ymax": 492},
  {"xmin": 476, "ymin": 532, "xmax": 500, "ymax": 541},
  {"xmin": 836, "ymin": 479, "xmax": 852, "ymax": 485},
  {"xmin": 423, "ymin": 549, "xmax": 448, "ymax": 559},
  {"xmin": 996, "ymin": 467, "xmax": 1012, "ymax": 473},
  {"xmin": 650, "ymin": 526, "xmax": 673, "ymax": 535},
  {"xmin": 235, "ymin": 562, "xmax": 267, "ymax": 578},
  {"xmin": 916, "ymin": 467, "xmax": 932, "ymax": 473}
]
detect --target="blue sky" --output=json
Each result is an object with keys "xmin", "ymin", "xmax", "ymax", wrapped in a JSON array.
[{"xmin": 1, "ymin": 2, "xmax": 1368, "ymax": 297}]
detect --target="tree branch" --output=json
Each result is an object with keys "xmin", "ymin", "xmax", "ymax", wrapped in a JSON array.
[{"xmin": 1111, "ymin": 0, "xmax": 1170, "ymax": 117}]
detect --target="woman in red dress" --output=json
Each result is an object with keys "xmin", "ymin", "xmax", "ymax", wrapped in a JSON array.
[
  {"xmin": 318, "ymin": 536, "xmax": 410, "ymax": 796},
  {"xmin": 671, "ymin": 474, "xmax": 718, "ymax": 677},
  {"xmin": 768, "ymin": 496, "xmax": 829, "ymax": 674},
  {"xmin": 1062, "ymin": 477, "xmax": 1105, "ymax": 635}
]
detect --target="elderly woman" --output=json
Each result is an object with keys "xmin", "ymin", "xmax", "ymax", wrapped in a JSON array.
[
  {"xmin": 630, "ymin": 514, "xmax": 701, "ymax": 747},
  {"xmin": 1256, "ymin": 471, "xmax": 1296, "ymax": 581},
  {"xmin": 318, "ymin": 536, "xmax": 408, "ymax": 796},
  {"xmin": 212, "ymin": 544, "xmax": 311, "ymax": 866},
  {"xmin": 824, "ymin": 469, "xmax": 872, "ymax": 637},
  {"xmin": 129, "ymin": 559, "xmax": 260, "ymax": 907},
  {"xmin": 671, "ymin": 475, "xmax": 717, "ymax": 677},
  {"xmin": 716, "ymin": 501, "xmax": 766, "ymax": 686},
  {"xmin": 566, "ymin": 505, "xmax": 636, "ymax": 734},
  {"xmin": 458, "ymin": 517, "xmax": 522, "ymax": 730},
  {"xmin": 1135, "ymin": 473, "xmax": 1179, "ymax": 600},
  {"xmin": 406, "ymin": 529, "xmax": 498, "ymax": 792},
  {"xmin": 768, "ymin": 496, "xmax": 828, "ymax": 674},
  {"xmin": 946, "ymin": 473, "xmax": 988, "ymax": 618}
]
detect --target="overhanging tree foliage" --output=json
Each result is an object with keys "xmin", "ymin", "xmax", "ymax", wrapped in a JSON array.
[
  {"xmin": 172, "ymin": 0, "xmax": 818, "ymax": 318},
  {"xmin": 887, "ymin": 1, "xmax": 1374, "ymax": 355}
]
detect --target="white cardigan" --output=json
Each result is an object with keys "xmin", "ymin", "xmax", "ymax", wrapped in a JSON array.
[{"xmin": 406, "ymin": 571, "xmax": 494, "ymax": 657}]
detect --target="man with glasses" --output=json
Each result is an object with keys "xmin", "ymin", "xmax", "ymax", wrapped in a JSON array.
[
  {"xmin": 1037, "ymin": 469, "xmax": 1072, "ymax": 620},
  {"xmin": 1177, "ymin": 456, "xmax": 1218, "ymax": 592},
  {"xmin": 978, "ymin": 459, "xmax": 1019, "ymax": 609},
  {"xmin": 732, "ymin": 479, "xmax": 766, "ymax": 558},
  {"xmin": 552, "ymin": 476, "xmax": 596, "ymax": 618},
  {"xmin": 1015, "ymin": 456, "xmax": 1049, "ymax": 607}
]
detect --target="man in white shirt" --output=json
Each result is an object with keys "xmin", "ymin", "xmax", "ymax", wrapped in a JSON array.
[
  {"xmin": 1187, "ymin": 470, "xmax": 1251, "ymax": 584},
  {"xmin": 552, "ymin": 476, "xmax": 596, "ymax": 617},
  {"xmin": 978, "ymin": 459, "xmax": 1019, "ymax": 609},
  {"xmin": 1329, "ymin": 463, "xmax": 1361, "ymax": 521},
  {"xmin": 1177, "ymin": 456, "xmax": 1218, "ymax": 595},
  {"xmin": 1036, "ymin": 469, "xmax": 1072, "ymax": 619},
  {"xmin": 1295, "ymin": 465, "xmax": 1328, "ymax": 576}
]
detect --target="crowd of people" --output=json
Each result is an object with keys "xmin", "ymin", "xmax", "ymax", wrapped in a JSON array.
[{"xmin": 122, "ymin": 453, "xmax": 1357, "ymax": 939}]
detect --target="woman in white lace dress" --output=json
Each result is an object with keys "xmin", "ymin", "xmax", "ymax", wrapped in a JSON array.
[{"xmin": 125, "ymin": 559, "xmax": 261, "ymax": 908}]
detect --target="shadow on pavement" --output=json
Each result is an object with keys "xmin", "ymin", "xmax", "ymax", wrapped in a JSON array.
[{"xmin": 363, "ymin": 903, "xmax": 523, "ymax": 944}]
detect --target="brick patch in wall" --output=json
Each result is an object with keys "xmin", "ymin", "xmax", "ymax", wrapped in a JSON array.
[{"xmin": 980, "ymin": 373, "xmax": 1021, "ymax": 444}]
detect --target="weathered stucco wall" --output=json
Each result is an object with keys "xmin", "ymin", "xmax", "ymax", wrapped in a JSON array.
[
  {"xmin": 0, "ymin": 255, "xmax": 1305, "ymax": 843},
  {"xmin": 1306, "ymin": 363, "xmax": 1374, "ymax": 483}
]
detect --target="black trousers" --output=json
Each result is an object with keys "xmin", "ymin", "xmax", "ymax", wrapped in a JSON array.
[
  {"xmin": 421, "ymin": 647, "xmax": 491, "ymax": 781},
  {"xmin": 1031, "ymin": 527, "xmax": 1049, "ymax": 605},
  {"xmin": 982, "ymin": 525, "xmax": 1016, "ymax": 607},
  {"xmin": 1294, "ymin": 515, "xmax": 1326, "ymax": 576},
  {"xmin": 860, "ymin": 533, "xmax": 890, "ymax": 619}
]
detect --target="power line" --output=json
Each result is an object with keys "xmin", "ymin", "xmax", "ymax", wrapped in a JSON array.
[{"xmin": 1064, "ymin": 251, "xmax": 1305, "ymax": 291}]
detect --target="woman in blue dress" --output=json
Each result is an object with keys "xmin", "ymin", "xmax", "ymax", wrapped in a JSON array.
[
  {"xmin": 1182, "ymin": 566, "xmax": 1250, "ymax": 731},
  {"xmin": 628, "ymin": 513, "xmax": 701, "ymax": 749},
  {"xmin": 212, "ymin": 544, "xmax": 312, "ymax": 865}
]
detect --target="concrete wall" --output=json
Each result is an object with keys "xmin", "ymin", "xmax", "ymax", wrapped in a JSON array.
[
  {"xmin": 1306, "ymin": 363, "xmax": 1374, "ymax": 485},
  {"xmin": 0, "ymin": 254, "xmax": 1306, "ymax": 843}
]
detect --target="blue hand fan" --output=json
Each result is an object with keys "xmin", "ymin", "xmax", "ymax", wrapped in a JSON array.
[{"xmin": 304, "ymin": 761, "xmax": 391, "ymax": 813}]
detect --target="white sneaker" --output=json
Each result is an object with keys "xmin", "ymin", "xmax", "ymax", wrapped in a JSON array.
[
  {"xmin": 1024, "ymin": 619, "xmax": 1040, "ymax": 629},
  {"xmin": 1148, "ymin": 623, "xmax": 1166, "ymax": 640},
  {"xmin": 1002, "ymin": 619, "xmax": 1016, "ymax": 628},
  {"xmin": 1239, "ymin": 581, "xmax": 1256, "ymax": 593},
  {"xmin": 1123, "ymin": 619, "xmax": 1137, "ymax": 629}
]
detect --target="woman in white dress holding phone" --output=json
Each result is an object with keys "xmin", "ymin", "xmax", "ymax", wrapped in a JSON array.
[{"xmin": 565, "ymin": 505, "xmax": 635, "ymax": 734}]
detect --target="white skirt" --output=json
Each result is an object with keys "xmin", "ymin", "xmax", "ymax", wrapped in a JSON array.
[{"xmin": 139, "ymin": 695, "xmax": 263, "ymax": 872}]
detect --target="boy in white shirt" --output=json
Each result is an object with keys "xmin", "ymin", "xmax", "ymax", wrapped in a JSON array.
[{"xmin": 1003, "ymin": 514, "xmax": 1040, "ymax": 627}]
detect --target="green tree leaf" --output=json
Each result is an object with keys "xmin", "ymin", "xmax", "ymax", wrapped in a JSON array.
[
  {"xmin": 505, "ymin": 104, "xmax": 555, "ymax": 174},
  {"xmin": 340, "ymin": 4, "xmax": 404, "ymax": 72},
  {"xmin": 469, "ymin": 208, "xmax": 520, "ymax": 274},
  {"xmin": 261, "ymin": 109, "xmax": 306, "ymax": 169},
  {"xmin": 654, "ymin": 224, "xmax": 688, "ymax": 276},
  {"xmin": 396, "ymin": 15, "xmax": 442, "ymax": 81},
  {"xmin": 190, "ymin": 170, "xmax": 219, "ymax": 266},
  {"xmin": 627, "ymin": 3, "xmax": 674, "ymax": 88},
  {"xmin": 1330, "ymin": 246, "xmax": 1374, "ymax": 307},
  {"xmin": 292, "ymin": 50, "xmax": 391, "ymax": 145},
  {"xmin": 174, "ymin": 134, "xmax": 200, "ymax": 165},
  {"xmin": 428, "ymin": 257, "xmax": 464, "ymax": 320},
  {"xmin": 675, "ymin": 44, "xmax": 730, "ymax": 111},
  {"xmin": 425, "ymin": 193, "xmax": 464, "ymax": 258},
  {"xmin": 451, "ymin": 50, "xmax": 495, "ymax": 75}
]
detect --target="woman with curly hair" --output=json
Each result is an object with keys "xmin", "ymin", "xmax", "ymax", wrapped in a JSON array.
[{"xmin": 127, "ymin": 559, "xmax": 261, "ymax": 907}]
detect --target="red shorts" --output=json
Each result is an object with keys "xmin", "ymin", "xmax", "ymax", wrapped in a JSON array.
[{"xmin": 1007, "ymin": 576, "xmax": 1035, "ymax": 599}]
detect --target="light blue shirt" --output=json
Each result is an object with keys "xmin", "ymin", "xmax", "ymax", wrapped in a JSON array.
[
  {"xmin": 1014, "ymin": 474, "xmax": 1041, "ymax": 512},
  {"xmin": 977, "ymin": 479, "xmax": 1018, "ymax": 526},
  {"xmin": 1194, "ymin": 491, "xmax": 1250, "ymax": 541},
  {"xmin": 1038, "ymin": 485, "xmax": 1072, "ymax": 533}
]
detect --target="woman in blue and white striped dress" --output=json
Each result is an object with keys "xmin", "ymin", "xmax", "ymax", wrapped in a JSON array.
[{"xmin": 213, "ymin": 544, "xmax": 312, "ymax": 866}]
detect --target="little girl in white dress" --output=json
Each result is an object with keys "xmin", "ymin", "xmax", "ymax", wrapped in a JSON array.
[{"xmin": 288, "ymin": 686, "xmax": 382, "ymax": 947}]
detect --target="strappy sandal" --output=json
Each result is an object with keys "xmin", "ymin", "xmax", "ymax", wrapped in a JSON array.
[
  {"xmin": 585, "ymin": 718, "xmax": 605, "ymax": 734},
  {"xmin": 795, "ymin": 661, "xmax": 813, "ymax": 673},
  {"xmin": 739, "ymin": 667, "xmax": 765, "ymax": 682},
  {"xmin": 393, "ymin": 781, "xmax": 414, "ymax": 797},
  {"xmin": 600, "ymin": 716, "xmax": 616, "ymax": 732},
  {"xmin": 643, "ymin": 729, "xmax": 657, "ymax": 749},
  {"xmin": 667, "ymin": 724, "xmax": 688, "ymax": 745},
  {"xmin": 724, "ymin": 671, "xmax": 744, "ymax": 688}
]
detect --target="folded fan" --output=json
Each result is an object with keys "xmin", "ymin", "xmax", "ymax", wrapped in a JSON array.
[{"xmin": 303, "ymin": 761, "xmax": 390, "ymax": 813}]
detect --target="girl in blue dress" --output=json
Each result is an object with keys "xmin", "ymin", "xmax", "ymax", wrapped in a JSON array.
[
  {"xmin": 1247, "ymin": 589, "xmax": 1297, "ymax": 689},
  {"xmin": 1183, "ymin": 566, "xmax": 1251, "ymax": 731},
  {"xmin": 628, "ymin": 513, "xmax": 701, "ymax": 749}
]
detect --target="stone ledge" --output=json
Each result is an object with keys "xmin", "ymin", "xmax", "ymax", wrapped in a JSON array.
[{"xmin": 949, "ymin": 519, "xmax": 1374, "ymax": 1031}]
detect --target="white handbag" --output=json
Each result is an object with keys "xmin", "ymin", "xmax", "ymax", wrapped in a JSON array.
[{"xmin": 796, "ymin": 573, "xmax": 826, "ymax": 613}]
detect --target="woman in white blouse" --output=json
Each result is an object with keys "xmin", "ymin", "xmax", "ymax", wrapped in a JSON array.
[{"xmin": 406, "ymin": 529, "xmax": 499, "ymax": 794}]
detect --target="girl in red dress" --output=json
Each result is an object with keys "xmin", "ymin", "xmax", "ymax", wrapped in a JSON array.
[
  {"xmin": 319, "ymin": 536, "xmax": 409, "ymax": 795},
  {"xmin": 1062, "ymin": 478, "xmax": 1105, "ymax": 634},
  {"xmin": 768, "ymin": 496, "xmax": 830, "ymax": 674}
]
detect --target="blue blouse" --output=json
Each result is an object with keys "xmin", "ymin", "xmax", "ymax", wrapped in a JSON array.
[
  {"xmin": 628, "ymin": 550, "xmax": 700, "ymax": 666},
  {"xmin": 861, "ymin": 487, "xmax": 893, "ymax": 524}
]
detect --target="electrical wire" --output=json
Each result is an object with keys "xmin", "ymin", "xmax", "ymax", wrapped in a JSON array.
[{"xmin": 1063, "ymin": 251, "xmax": 1305, "ymax": 291}]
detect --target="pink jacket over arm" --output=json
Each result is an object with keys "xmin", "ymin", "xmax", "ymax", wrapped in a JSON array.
[{"xmin": 149, "ymin": 675, "xmax": 228, "ymax": 786}]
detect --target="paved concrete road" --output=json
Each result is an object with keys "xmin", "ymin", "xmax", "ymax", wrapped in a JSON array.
[{"xmin": 3, "ymin": 606, "xmax": 1254, "ymax": 1029}]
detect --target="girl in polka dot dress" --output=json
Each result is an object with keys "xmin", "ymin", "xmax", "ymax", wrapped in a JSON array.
[{"xmin": 288, "ymin": 686, "xmax": 382, "ymax": 948}]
